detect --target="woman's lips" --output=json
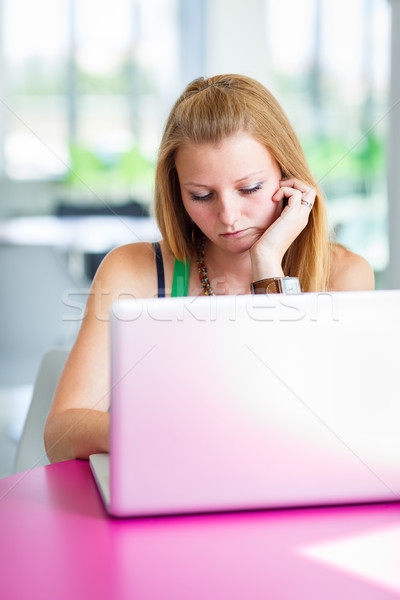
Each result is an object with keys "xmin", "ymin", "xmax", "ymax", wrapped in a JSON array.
[{"xmin": 220, "ymin": 229, "xmax": 248, "ymax": 239}]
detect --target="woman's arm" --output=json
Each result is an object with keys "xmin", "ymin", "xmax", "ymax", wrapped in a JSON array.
[
  {"xmin": 44, "ymin": 242, "xmax": 156, "ymax": 462},
  {"xmin": 44, "ymin": 409, "xmax": 110, "ymax": 462}
]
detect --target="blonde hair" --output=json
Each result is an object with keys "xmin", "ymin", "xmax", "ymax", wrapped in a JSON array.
[{"xmin": 154, "ymin": 74, "xmax": 331, "ymax": 292}]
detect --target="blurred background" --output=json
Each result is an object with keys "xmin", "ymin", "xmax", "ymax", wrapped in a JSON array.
[{"xmin": 0, "ymin": 0, "xmax": 398, "ymax": 476}]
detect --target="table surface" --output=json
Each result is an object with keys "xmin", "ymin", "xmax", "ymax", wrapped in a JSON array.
[
  {"xmin": 0, "ymin": 215, "xmax": 160, "ymax": 251},
  {"xmin": 1, "ymin": 460, "xmax": 399, "ymax": 600}
]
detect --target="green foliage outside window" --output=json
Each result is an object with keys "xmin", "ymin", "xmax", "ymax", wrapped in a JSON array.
[
  {"xmin": 303, "ymin": 131, "xmax": 386, "ymax": 198},
  {"xmin": 63, "ymin": 143, "xmax": 155, "ymax": 190}
]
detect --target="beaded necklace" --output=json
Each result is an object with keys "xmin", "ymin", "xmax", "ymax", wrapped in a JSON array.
[{"xmin": 196, "ymin": 235, "xmax": 215, "ymax": 296}]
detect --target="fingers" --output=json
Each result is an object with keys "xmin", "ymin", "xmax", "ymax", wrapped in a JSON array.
[
  {"xmin": 273, "ymin": 186, "xmax": 301, "ymax": 204},
  {"xmin": 272, "ymin": 178, "xmax": 316, "ymax": 210},
  {"xmin": 280, "ymin": 177, "xmax": 309, "ymax": 191}
]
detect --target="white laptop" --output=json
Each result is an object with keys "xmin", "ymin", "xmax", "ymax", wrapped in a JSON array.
[{"xmin": 90, "ymin": 290, "xmax": 400, "ymax": 517}]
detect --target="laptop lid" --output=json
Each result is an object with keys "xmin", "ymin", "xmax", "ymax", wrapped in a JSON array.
[{"xmin": 96, "ymin": 290, "xmax": 400, "ymax": 517}]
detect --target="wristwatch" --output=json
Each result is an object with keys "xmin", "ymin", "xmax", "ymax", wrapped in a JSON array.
[{"xmin": 250, "ymin": 277, "xmax": 301, "ymax": 294}]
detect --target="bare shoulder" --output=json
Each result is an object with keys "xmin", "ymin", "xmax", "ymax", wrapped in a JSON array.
[
  {"xmin": 78, "ymin": 241, "xmax": 159, "ymax": 330},
  {"xmin": 328, "ymin": 244, "xmax": 375, "ymax": 291},
  {"xmin": 95, "ymin": 241, "xmax": 157, "ymax": 300}
]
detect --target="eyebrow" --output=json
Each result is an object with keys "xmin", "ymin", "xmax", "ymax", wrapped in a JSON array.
[{"xmin": 183, "ymin": 170, "xmax": 267, "ymax": 187}]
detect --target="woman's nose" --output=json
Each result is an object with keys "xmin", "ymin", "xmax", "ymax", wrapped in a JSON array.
[{"xmin": 218, "ymin": 194, "xmax": 241, "ymax": 226}]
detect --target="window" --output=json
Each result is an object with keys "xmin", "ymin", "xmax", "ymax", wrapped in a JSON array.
[
  {"xmin": 2, "ymin": 0, "xmax": 70, "ymax": 179},
  {"xmin": 1, "ymin": 0, "xmax": 180, "ymax": 202}
]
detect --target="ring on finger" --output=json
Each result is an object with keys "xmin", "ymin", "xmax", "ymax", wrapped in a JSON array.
[{"xmin": 301, "ymin": 199, "xmax": 313, "ymax": 209}]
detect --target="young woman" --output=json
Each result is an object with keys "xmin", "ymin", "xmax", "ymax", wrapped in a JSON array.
[{"xmin": 44, "ymin": 74, "xmax": 374, "ymax": 462}]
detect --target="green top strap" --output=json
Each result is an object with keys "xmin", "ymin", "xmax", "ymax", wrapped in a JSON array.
[{"xmin": 171, "ymin": 258, "xmax": 190, "ymax": 297}]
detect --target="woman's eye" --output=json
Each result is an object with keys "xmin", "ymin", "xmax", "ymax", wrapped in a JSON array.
[
  {"xmin": 190, "ymin": 192, "xmax": 212, "ymax": 201},
  {"xmin": 241, "ymin": 183, "xmax": 263, "ymax": 195}
]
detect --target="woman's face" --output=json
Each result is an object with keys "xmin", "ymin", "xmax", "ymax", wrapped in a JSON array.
[{"xmin": 175, "ymin": 130, "xmax": 283, "ymax": 254}]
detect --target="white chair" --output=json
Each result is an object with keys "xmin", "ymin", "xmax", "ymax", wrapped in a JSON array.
[{"xmin": 14, "ymin": 347, "xmax": 69, "ymax": 473}]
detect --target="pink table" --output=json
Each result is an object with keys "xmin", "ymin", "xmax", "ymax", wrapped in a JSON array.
[{"xmin": 0, "ymin": 460, "xmax": 399, "ymax": 600}]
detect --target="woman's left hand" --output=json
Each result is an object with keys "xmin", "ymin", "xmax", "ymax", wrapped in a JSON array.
[{"xmin": 250, "ymin": 178, "xmax": 316, "ymax": 280}]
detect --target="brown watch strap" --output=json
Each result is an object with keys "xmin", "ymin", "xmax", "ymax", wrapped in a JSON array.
[{"xmin": 250, "ymin": 278, "xmax": 282, "ymax": 294}]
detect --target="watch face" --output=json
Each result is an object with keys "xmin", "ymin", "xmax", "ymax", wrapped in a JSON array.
[{"xmin": 282, "ymin": 278, "xmax": 301, "ymax": 294}]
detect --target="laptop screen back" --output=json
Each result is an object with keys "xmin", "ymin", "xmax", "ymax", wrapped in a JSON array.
[{"xmin": 107, "ymin": 291, "xmax": 400, "ymax": 517}]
